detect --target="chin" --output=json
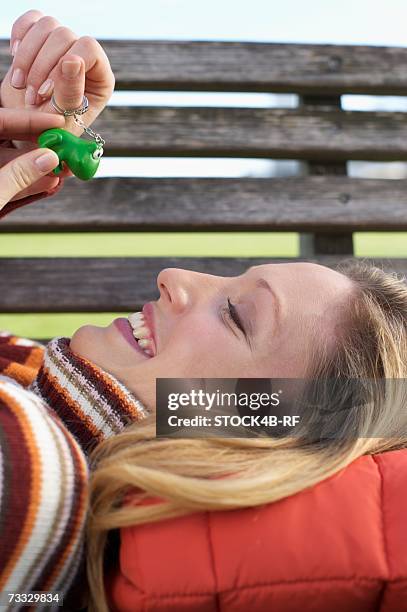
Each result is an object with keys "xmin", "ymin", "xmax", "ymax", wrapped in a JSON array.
[
  {"xmin": 70, "ymin": 321, "xmax": 146, "ymax": 372},
  {"xmin": 70, "ymin": 324, "xmax": 102, "ymax": 360}
]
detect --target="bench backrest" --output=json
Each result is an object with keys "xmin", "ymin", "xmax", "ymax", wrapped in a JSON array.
[{"xmin": 0, "ymin": 40, "xmax": 406, "ymax": 316}]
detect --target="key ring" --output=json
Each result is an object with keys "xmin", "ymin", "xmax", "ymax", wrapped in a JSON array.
[
  {"xmin": 50, "ymin": 93, "xmax": 105, "ymax": 146},
  {"xmin": 51, "ymin": 94, "xmax": 89, "ymax": 116}
]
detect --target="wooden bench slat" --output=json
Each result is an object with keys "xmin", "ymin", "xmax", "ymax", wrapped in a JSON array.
[
  {"xmin": 0, "ymin": 257, "xmax": 405, "ymax": 312},
  {"xmin": 102, "ymin": 41, "xmax": 407, "ymax": 95},
  {"xmin": 93, "ymin": 107, "xmax": 407, "ymax": 160},
  {"xmin": 2, "ymin": 177, "xmax": 407, "ymax": 232},
  {"xmin": 3, "ymin": 40, "xmax": 407, "ymax": 95}
]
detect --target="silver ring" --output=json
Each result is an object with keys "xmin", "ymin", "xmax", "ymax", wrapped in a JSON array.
[{"xmin": 51, "ymin": 94, "xmax": 89, "ymax": 117}]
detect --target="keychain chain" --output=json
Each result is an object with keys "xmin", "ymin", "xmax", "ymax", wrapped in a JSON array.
[{"xmin": 73, "ymin": 113, "xmax": 105, "ymax": 147}]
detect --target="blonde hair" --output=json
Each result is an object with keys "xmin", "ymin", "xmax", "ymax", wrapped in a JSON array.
[{"xmin": 86, "ymin": 259, "xmax": 407, "ymax": 611}]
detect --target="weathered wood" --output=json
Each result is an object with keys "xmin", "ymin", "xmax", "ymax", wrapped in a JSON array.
[
  {"xmin": 2, "ymin": 177, "xmax": 407, "ymax": 232},
  {"xmin": 299, "ymin": 95, "xmax": 353, "ymax": 256},
  {"xmin": 3, "ymin": 39, "xmax": 407, "ymax": 95},
  {"xmin": 90, "ymin": 106, "xmax": 407, "ymax": 160},
  {"xmin": 0, "ymin": 257, "xmax": 405, "ymax": 312}
]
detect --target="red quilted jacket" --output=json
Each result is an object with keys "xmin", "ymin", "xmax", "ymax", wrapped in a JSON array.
[{"xmin": 106, "ymin": 449, "xmax": 407, "ymax": 612}]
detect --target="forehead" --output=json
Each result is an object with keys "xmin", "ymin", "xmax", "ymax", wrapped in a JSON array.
[
  {"xmin": 245, "ymin": 262, "xmax": 354, "ymax": 324},
  {"xmin": 247, "ymin": 262, "xmax": 350, "ymax": 288},
  {"xmin": 244, "ymin": 263, "xmax": 354, "ymax": 373}
]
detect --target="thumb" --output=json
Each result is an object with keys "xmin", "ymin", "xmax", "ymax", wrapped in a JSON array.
[
  {"xmin": 0, "ymin": 148, "xmax": 59, "ymax": 211},
  {"xmin": 54, "ymin": 54, "xmax": 86, "ymax": 114}
]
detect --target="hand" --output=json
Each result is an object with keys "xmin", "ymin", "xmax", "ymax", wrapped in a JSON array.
[
  {"xmin": 0, "ymin": 108, "xmax": 63, "ymax": 210},
  {"xmin": 0, "ymin": 9, "xmax": 115, "ymax": 167}
]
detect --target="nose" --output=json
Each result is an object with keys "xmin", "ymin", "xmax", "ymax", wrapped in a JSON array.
[
  {"xmin": 156, "ymin": 268, "xmax": 217, "ymax": 315},
  {"xmin": 156, "ymin": 268, "xmax": 192, "ymax": 314}
]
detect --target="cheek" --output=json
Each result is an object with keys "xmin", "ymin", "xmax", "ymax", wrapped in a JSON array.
[{"xmin": 158, "ymin": 317, "xmax": 237, "ymax": 376}]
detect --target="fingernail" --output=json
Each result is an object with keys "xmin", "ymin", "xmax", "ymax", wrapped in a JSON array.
[
  {"xmin": 11, "ymin": 39, "xmax": 20, "ymax": 57},
  {"xmin": 25, "ymin": 85, "xmax": 37, "ymax": 106},
  {"xmin": 11, "ymin": 68, "xmax": 25, "ymax": 88},
  {"xmin": 35, "ymin": 151, "xmax": 59, "ymax": 172},
  {"xmin": 38, "ymin": 78, "xmax": 53, "ymax": 96},
  {"xmin": 62, "ymin": 60, "xmax": 81, "ymax": 78}
]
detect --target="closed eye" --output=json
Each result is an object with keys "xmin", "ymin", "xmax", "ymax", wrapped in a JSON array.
[{"xmin": 225, "ymin": 297, "xmax": 246, "ymax": 335}]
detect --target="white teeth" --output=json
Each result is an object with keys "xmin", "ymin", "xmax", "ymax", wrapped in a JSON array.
[
  {"xmin": 127, "ymin": 310, "xmax": 155, "ymax": 357},
  {"xmin": 129, "ymin": 313, "xmax": 153, "ymax": 339},
  {"xmin": 137, "ymin": 338, "xmax": 151, "ymax": 349},
  {"xmin": 129, "ymin": 312, "xmax": 144, "ymax": 327},
  {"xmin": 132, "ymin": 325, "xmax": 150, "ymax": 339}
]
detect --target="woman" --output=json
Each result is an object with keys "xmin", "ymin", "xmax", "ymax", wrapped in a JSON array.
[
  {"xmin": 1, "ymin": 10, "xmax": 406, "ymax": 612},
  {"xmin": 2, "ymin": 260, "xmax": 406, "ymax": 610}
]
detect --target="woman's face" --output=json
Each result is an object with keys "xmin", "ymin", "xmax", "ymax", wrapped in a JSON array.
[{"xmin": 70, "ymin": 262, "xmax": 355, "ymax": 410}]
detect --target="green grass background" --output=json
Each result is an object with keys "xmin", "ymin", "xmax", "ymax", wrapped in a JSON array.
[{"xmin": 0, "ymin": 231, "xmax": 406, "ymax": 338}]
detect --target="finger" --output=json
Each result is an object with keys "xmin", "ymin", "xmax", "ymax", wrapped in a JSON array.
[
  {"xmin": 28, "ymin": 27, "xmax": 78, "ymax": 104},
  {"xmin": 63, "ymin": 36, "xmax": 115, "ymax": 99},
  {"xmin": 44, "ymin": 36, "xmax": 115, "ymax": 107},
  {"xmin": 0, "ymin": 108, "xmax": 65, "ymax": 140},
  {"xmin": 0, "ymin": 143, "xmax": 53, "ymax": 165},
  {"xmin": 11, "ymin": 15, "xmax": 60, "ymax": 95},
  {"xmin": 10, "ymin": 174, "xmax": 60, "ymax": 201},
  {"xmin": 0, "ymin": 148, "xmax": 59, "ymax": 211},
  {"xmin": 45, "ymin": 36, "xmax": 115, "ymax": 107},
  {"xmin": 10, "ymin": 9, "xmax": 44, "ymax": 56},
  {"xmin": 54, "ymin": 53, "xmax": 85, "ymax": 110},
  {"xmin": 41, "ymin": 37, "xmax": 114, "ymax": 123}
]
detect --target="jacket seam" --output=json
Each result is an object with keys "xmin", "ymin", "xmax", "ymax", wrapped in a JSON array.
[
  {"xmin": 206, "ymin": 512, "xmax": 221, "ymax": 612},
  {"xmin": 142, "ymin": 576, "xmax": 396, "ymax": 601},
  {"xmin": 372, "ymin": 455, "xmax": 390, "ymax": 575},
  {"xmin": 118, "ymin": 576, "xmax": 407, "ymax": 601},
  {"xmin": 372, "ymin": 454, "xmax": 390, "ymax": 611}
]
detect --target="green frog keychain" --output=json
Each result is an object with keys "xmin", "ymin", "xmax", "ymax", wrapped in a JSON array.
[{"xmin": 37, "ymin": 94, "xmax": 105, "ymax": 181}]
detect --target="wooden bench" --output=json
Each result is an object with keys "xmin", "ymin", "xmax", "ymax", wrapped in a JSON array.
[{"xmin": 0, "ymin": 40, "xmax": 406, "ymax": 325}]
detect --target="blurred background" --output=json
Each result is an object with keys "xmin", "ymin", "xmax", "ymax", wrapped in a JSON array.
[{"xmin": 0, "ymin": 0, "xmax": 406, "ymax": 337}]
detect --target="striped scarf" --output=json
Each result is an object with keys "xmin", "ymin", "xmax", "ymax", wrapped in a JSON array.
[
  {"xmin": 0, "ymin": 332, "xmax": 148, "ymax": 609},
  {"xmin": 0, "ymin": 332, "xmax": 45, "ymax": 386},
  {"xmin": 30, "ymin": 336, "xmax": 149, "ymax": 454}
]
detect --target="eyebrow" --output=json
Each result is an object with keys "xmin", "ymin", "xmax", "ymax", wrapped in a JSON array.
[
  {"xmin": 231, "ymin": 266, "xmax": 281, "ymax": 351},
  {"xmin": 256, "ymin": 275, "xmax": 281, "ymax": 322}
]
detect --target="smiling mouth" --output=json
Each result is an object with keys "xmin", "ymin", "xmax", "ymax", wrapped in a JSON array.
[
  {"xmin": 113, "ymin": 318, "xmax": 153, "ymax": 358},
  {"xmin": 127, "ymin": 305, "xmax": 157, "ymax": 357}
]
